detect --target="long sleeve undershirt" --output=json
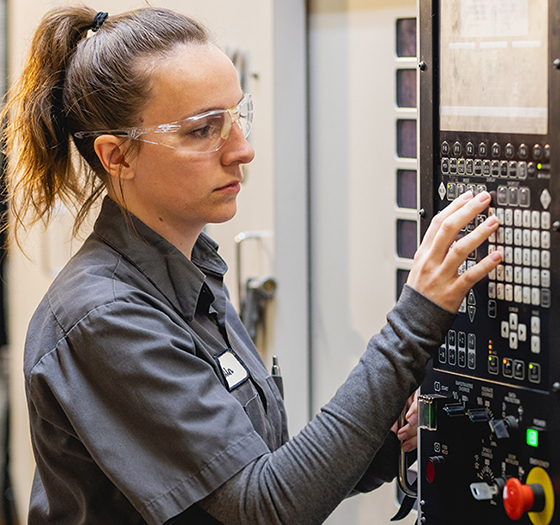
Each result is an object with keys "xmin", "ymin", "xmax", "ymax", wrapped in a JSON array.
[{"xmin": 199, "ymin": 285, "xmax": 456, "ymax": 524}]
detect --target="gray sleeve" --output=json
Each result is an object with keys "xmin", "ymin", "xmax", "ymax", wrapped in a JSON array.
[{"xmin": 198, "ymin": 285, "xmax": 455, "ymax": 524}]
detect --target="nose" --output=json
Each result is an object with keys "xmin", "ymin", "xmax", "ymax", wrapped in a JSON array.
[{"xmin": 221, "ymin": 121, "xmax": 255, "ymax": 165}]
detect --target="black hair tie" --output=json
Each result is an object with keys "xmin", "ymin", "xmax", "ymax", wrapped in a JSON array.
[{"xmin": 91, "ymin": 12, "xmax": 108, "ymax": 32}]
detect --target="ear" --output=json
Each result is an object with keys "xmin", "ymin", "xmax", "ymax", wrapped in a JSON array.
[{"xmin": 94, "ymin": 135, "xmax": 134, "ymax": 180}]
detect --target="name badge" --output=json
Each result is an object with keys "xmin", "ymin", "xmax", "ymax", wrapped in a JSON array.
[{"xmin": 215, "ymin": 349, "xmax": 250, "ymax": 391}]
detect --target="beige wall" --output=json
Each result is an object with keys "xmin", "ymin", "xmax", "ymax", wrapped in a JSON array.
[{"xmin": 7, "ymin": 0, "xmax": 275, "ymax": 520}]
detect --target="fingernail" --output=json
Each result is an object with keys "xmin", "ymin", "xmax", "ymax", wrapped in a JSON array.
[
  {"xmin": 461, "ymin": 190, "xmax": 473, "ymax": 200},
  {"xmin": 491, "ymin": 251, "xmax": 502, "ymax": 262},
  {"xmin": 486, "ymin": 215, "xmax": 499, "ymax": 227},
  {"xmin": 476, "ymin": 191, "xmax": 490, "ymax": 202}
]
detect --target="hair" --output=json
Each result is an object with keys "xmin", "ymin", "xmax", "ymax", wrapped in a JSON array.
[{"xmin": 2, "ymin": 5, "xmax": 212, "ymax": 245}]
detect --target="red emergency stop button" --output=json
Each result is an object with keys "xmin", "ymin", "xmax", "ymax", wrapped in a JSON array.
[
  {"xmin": 503, "ymin": 478, "xmax": 545, "ymax": 520},
  {"xmin": 426, "ymin": 456, "xmax": 445, "ymax": 483}
]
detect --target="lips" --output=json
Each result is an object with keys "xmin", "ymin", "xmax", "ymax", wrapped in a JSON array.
[{"xmin": 214, "ymin": 180, "xmax": 242, "ymax": 193}]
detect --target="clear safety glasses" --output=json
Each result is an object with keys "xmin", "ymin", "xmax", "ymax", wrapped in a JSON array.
[{"xmin": 74, "ymin": 93, "xmax": 253, "ymax": 153}]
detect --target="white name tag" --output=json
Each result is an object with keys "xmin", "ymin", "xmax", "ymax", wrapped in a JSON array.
[{"xmin": 215, "ymin": 349, "xmax": 250, "ymax": 391}]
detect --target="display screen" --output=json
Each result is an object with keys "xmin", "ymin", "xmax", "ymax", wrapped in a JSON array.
[{"xmin": 440, "ymin": 0, "xmax": 548, "ymax": 134}]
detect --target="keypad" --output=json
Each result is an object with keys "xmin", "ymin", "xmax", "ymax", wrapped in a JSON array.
[
  {"xmin": 487, "ymin": 208, "xmax": 551, "ymax": 309},
  {"xmin": 439, "ymin": 139, "xmax": 552, "ymax": 388}
]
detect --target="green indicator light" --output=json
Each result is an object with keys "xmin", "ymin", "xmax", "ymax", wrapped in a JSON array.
[
  {"xmin": 537, "ymin": 163, "xmax": 542, "ymax": 170},
  {"xmin": 527, "ymin": 428, "xmax": 539, "ymax": 447}
]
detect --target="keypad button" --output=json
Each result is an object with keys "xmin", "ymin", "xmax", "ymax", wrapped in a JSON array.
[
  {"xmin": 479, "ymin": 142, "xmax": 488, "ymax": 157},
  {"xmin": 531, "ymin": 249, "xmax": 540, "ymax": 267},
  {"xmin": 523, "ymin": 230, "xmax": 531, "ymax": 247},
  {"xmin": 506, "ymin": 284, "xmax": 513, "ymax": 302},
  {"xmin": 505, "ymin": 228, "xmax": 513, "ymax": 245},
  {"xmin": 523, "ymin": 248, "xmax": 531, "ymax": 266},
  {"xmin": 531, "ymin": 211, "xmax": 540, "ymax": 229},
  {"xmin": 514, "ymin": 266, "xmax": 522, "ymax": 284},
  {"xmin": 541, "ymin": 211, "xmax": 551, "ymax": 230},
  {"xmin": 528, "ymin": 363, "xmax": 541, "ymax": 384},
  {"xmin": 541, "ymin": 250, "xmax": 550, "ymax": 268},
  {"xmin": 504, "ymin": 208, "xmax": 513, "ymax": 226},
  {"xmin": 474, "ymin": 159, "xmax": 482, "ymax": 175},
  {"xmin": 522, "ymin": 210, "xmax": 531, "ymax": 227},
  {"xmin": 531, "ymin": 268, "xmax": 540, "ymax": 286},
  {"xmin": 518, "ymin": 187, "xmax": 531, "ymax": 207},
  {"xmin": 527, "ymin": 162, "xmax": 536, "ymax": 177},
  {"xmin": 441, "ymin": 141, "xmax": 450, "ymax": 156},
  {"xmin": 457, "ymin": 158, "xmax": 465, "ymax": 174},
  {"xmin": 532, "ymin": 144, "xmax": 543, "ymax": 160},
  {"xmin": 491, "ymin": 160, "xmax": 500, "ymax": 177},
  {"xmin": 514, "ymin": 247, "xmax": 522, "ymax": 264},
  {"xmin": 447, "ymin": 183, "xmax": 458, "ymax": 200},
  {"xmin": 543, "ymin": 144, "xmax": 550, "ymax": 161},
  {"xmin": 488, "ymin": 354, "xmax": 499, "ymax": 374},
  {"xmin": 531, "ymin": 230, "xmax": 540, "ymax": 248},
  {"xmin": 514, "ymin": 285, "xmax": 523, "ymax": 303},
  {"xmin": 453, "ymin": 141, "xmax": 462, "ymax": 156},
  {"xmin": 509, "ymin": 331, "xmax": 518, "ymax": 349},
  {"xmin": 497, "ymin": 283, "xmax": 505, "ymax": 300},
  {"xmin": 541, "ymin": 269, "xmax": 550, "ymax": 288},
  {"xmin": 508, "ymin": 161, "xmax": 517, "ymax": 178},
  {"xmin": 523, "ymin": 267, "xmax": 531, "ymax": 285},
  {"xmin": 514, "ymin": 360, "xmax": 525, "ymax": 380},
  {"xmin": 497, "ymin": 186, "xmax": 507, "ymax": 205},
  {"xmin": 497, "ymin": 265, "xmax": 505, "ymax": 281},
  {"xmin": 531, "ymin": 335, "xmax": 541, "ymax": 354},
  {"xmin": 514, "ymin": 229, "xmax": 522, "ymax": 246},
  {"xmin": 531, "ymin": 316, "xmax": 540, "ymax": 334},
  {"xmin": 505, "ymin": 246, "xmax": 513, "ymax": 264},
  {"xmin": 491, "ymin": 143, "xmax": 500, "ymax": 157},
  {"xmin": 488, "ymin": 282, "xmax": 496, "ymax": 299},
  {"xmin": 441, "ymin": 158, "xmax": 449, "ymax": 174},
  {"xmin": 450, "ymin": 158, "xmax": 457, "ymax": 174},
  {"xmin": 505, "ymin": 265, "xmax": 513, "ymax": 282},
  {"xmin": 501, "ymin": 321, "xmax": 509, "ymax": 338},
  {"xmin": 531, "ymin": 287, "xmax": 540, "ymax": 305},
  {"xmin": 466, "ymin": 141, "xmax": 475, "ymax": 157},
  {"xmin": 500, "ymin": 161, "xmax": 508, "ymax": 177},
  {"xmin": 509, "ymin": 312, "xmax": 518, "ymax": 330},
  {"xmin": 523, "ymin": 286, "xmax": 531, "ymax": 304},
  {"xmin": 505, "ymin": 143, "xmax": 515, "ymax": 159},
  {"xmin": 518, "ymin": 324, "xmax": 527, "ymax": 342},
  {"xmin": 514, "ymin": 209, "xmax": 522, "ymax": 227},
  {"xmin": 508, "ymin": 187, "xmax": 519, "ymax": 206},
  {"xmin": 503, "ymin": 358, "xmax": 513, "ymax": 377},
  {"xmin": 482, "ymin": 160, "xmax": 491, "ymax": 176},
  {"xmin": 541, "ymin": 289, "xmax": 551, "ymax": 308},
  {"xmin": 541, "ymin": 231, "xmax": 550, "ymax": 249},
  {"xmin": 466, "ymin": 158, "xmax": 474, "ymax": 174},
  {"xmin": 519, "ymin": 143, "xmax": 529, "ymax": 159},
  {"xmin": 518, "ymin": 161, "xmax": 527, "ymax": 179}
]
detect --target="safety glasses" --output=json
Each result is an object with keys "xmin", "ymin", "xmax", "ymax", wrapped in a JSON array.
[{"xmin": 74, "ymin": 93, "xmax": 253, "ymax": 153}]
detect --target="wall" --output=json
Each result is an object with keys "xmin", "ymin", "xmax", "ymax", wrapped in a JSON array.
[{"xmin": 308, "ymin": 0, "xmax": 417, "ymax": 523}]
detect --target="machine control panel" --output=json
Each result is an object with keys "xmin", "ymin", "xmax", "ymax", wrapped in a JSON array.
[{"xmin": 418, "ymin": 1, "xmax": 560, "ymax": 524}]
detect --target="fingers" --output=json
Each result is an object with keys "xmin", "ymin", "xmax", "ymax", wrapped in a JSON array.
[
  {"xmin": 447, "ymin": 214, "xmax": 500, "ymax": 268},
  {"xmin": 428, "ymin": 192, "xmax": 493, "ymax": 263}
]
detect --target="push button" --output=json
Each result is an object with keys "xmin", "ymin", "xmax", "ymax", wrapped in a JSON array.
[
  {"xmin": 478, "ymin": 142, "xmax": 488, "ymax": 157},
  {"xmin": 441, "ymin": 141, "xmax": 449, "ymax": 156},
  {"xmin": 466, "ymin": 141, "xmax": 475, "ymax": 157},
  {"xmin": 453, "ymin": 141, "xmax": 462, "ymax": 156}
]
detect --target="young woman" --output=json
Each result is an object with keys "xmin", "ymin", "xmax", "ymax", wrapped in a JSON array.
[{"xmin": 4, "ymin": 6, "xmax": 502, "ymax": 524}]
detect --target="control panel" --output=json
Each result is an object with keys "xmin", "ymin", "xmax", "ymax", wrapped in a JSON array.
[{"xmin": 417, "ymin": 1, "xmax": 560, "ymax": 524}]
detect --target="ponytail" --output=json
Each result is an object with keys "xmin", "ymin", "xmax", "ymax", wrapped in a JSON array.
[{"xmin": 3, "ymin": 6, "xmax": 99, "ymax": 245}]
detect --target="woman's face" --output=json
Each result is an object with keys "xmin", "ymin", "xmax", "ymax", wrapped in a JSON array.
[{"xmin": 122, "ymin": 44, "xmax": 255, "ymax": 253}]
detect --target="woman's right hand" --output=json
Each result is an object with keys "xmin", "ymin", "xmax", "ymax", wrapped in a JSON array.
[{"xmin": 406, "ymin": 191, "xmax": 502, "ymax": 313}]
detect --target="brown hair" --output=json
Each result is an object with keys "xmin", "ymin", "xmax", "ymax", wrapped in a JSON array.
[{"xmin": 3, "ymin": 5, "xmax": 211, "ymax": 245}]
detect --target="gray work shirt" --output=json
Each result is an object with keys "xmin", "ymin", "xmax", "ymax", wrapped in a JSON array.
[{"xmin": 25, "ymin": 197, "xmax": 287, "ymax": 524}]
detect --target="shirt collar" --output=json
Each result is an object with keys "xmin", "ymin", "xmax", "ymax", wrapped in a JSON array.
[{"xmin": 93, "ymin": 197, "xmax": 228, "ymax": 321}]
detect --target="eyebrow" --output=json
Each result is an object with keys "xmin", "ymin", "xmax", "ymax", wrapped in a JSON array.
[{"xmin": 177, "ymin": 94, "xmax": 245, "ymax": 122}]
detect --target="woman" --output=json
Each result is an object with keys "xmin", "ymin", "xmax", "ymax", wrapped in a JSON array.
[{"xmin": 4, "ymin": 6, "xmax": 501, "ymax": 524}]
